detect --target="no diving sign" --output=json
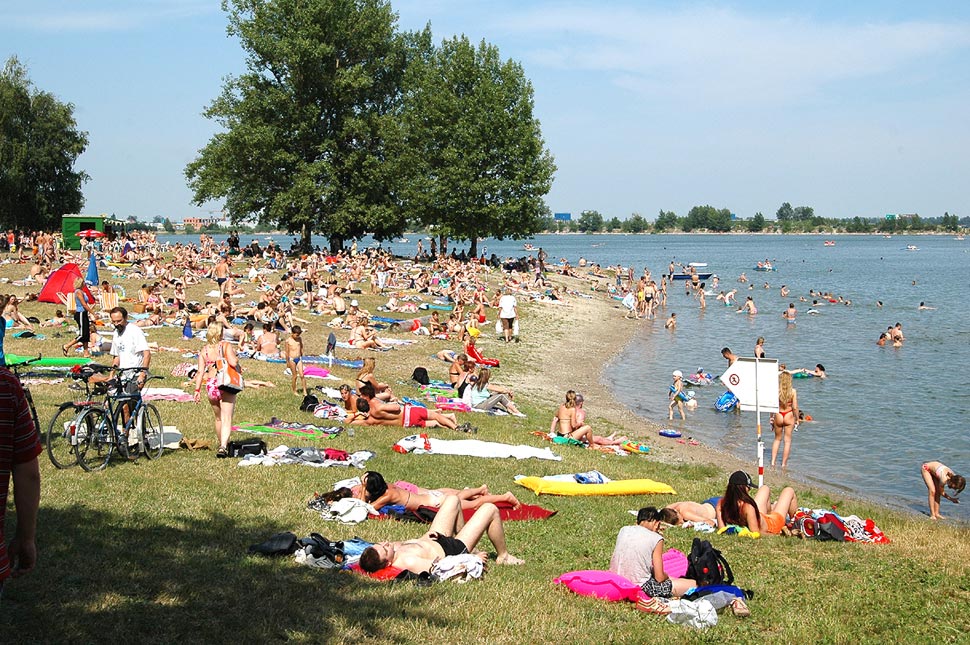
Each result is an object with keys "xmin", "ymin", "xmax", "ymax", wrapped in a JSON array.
[{"xmin": 719, "ymin": 358, "xmax": 779, "ymax": 413}]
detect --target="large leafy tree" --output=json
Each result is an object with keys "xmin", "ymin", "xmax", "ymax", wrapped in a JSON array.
[
  {"xmin": 186, "ymin": 0, "xmax": 411, "ymax": 251},
  {"xmin": 399, "ymin": 35, "xmax": 556, "ymax": 257},
  {"xmin": 0, "ymin": 57, "xmax": 88, "ymax": 231}
]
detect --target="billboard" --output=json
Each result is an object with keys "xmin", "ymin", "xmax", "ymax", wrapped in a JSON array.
[{"xmin": 553, "ymin": 212, "xmax": 572, "ymax": 221}]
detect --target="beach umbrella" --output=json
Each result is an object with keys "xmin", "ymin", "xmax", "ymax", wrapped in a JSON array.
[
  {"xmin": 85, "ymin": 252, "xmax": 99, "ymax": 286},
  {"xmin": 76, "ymin": 229, "xmax": 106, "ymax": 239}
]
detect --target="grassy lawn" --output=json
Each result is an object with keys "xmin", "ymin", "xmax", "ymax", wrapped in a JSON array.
[{"xmin": 1, "ymin": 254, "xmax": 968, "ymax": 644}]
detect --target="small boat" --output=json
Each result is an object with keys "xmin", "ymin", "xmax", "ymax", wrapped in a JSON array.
[
  {"xmin": 905, "ymin": 245, "xmax": 919, "ymax": 251},
  {"xmin": 523, "ymin": 243, "xmax": 536, "ymax": 251},
  {"xmin": 688, "ymin": 262, "xmax": 708, "ymax": 268},
  {"xmin": 395, "ymin": 238, "xmax": 409, "ymax": 243},
  {"xmin": 671, "ymin": 272, "xmax": 713, "ymax": 281},
  {"xmin": 955, "ymin": 236, "xmax": 965, "ymax": 241},
  {"xmin": 883, "ymin": 235, "xmax": 892, "ymax": 239},
  {"xmin": 753, "ymin": 265, "xmax": 775, "ymax": 272},
  {"xmin": 824, "ymin": 240, "xmax": 836, "ymax": 247}
]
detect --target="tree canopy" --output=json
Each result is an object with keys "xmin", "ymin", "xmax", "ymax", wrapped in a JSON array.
[
  {"xmin": 0, "ymin": 57, "xmax": 88, "ymax": 231},
  {"xmin": 399, "ymin": 35, "xmax": 555, "ymax": 256},
  {"xmin": 186, "ymin": 0, "xmax": 412, "ymax": 251}
]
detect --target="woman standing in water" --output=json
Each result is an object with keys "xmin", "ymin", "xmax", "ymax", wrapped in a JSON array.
[{"xmin": 771, "ymin": 372, "xmax": 798, "ymax": 469}]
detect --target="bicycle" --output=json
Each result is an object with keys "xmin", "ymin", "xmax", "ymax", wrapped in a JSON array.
[
  {"xmin": 46, "ymin": 363, "xmax": 114, "ymax": 469},
  {"xmin": 74, "ymin": 367, "xmax": 166, "ymax": 472},
  {"xmin": 8, "ymin": 355, "xmax": 43, "ymax": 446}
]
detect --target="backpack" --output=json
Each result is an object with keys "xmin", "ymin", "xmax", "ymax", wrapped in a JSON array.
[
  {"xmin": 814, "ymin": 513, "xmax": 848, "ymax": 542},
  {"xmin": 411, "ymin": 366, "xmax": 430, "ymax": 385},
  {"xmin": 686, "ymin": 538, "xmax": 733, "ymax": 587},
  {"xmin": 300, "ymin": 394, "xmax": 319, "ymax": 412}
]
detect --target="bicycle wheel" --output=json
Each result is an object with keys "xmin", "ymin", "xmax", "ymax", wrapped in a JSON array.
[
  {"xmin": 76, "ymin": 407, "xmax": 114, "ymax": 472},
  {"xmin": 46, "ymin": 403, "xmax": 82, "ymax": 469},
  {"xmin": 139, "ymin": 403, "xmax": 164, "ymax": 460}
]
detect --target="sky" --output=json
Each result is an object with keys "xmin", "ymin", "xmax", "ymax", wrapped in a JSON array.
[{"xmin": 3, "ymin": 0, "xmax": 970, "ymax": 223}]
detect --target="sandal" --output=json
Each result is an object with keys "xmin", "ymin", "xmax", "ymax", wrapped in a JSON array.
[
  {"xmin": 217, "ymin": 446, "xmax": 229, "ymax": 459},
  {"xmin": 62, "ymin": 345, "xmax": 69, "ymax": 356},
  {"xmin": 636, "ymin": 597, "xmax": 671, "ymax": 615},
  {"xmin": 731, "ymin": 598, "xmax": 751, "ymax": 618}
]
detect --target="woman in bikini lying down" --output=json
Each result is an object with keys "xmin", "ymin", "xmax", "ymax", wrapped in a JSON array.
[{"xmin": 350, "ymin": 471, "xmax": 521, "ymax": 512}]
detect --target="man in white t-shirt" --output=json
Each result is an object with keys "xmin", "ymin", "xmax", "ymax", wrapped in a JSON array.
[
  {"xmin": 497, "ymin": 288, "xmax": 518, "ymax": 343},
  {"xmin": 108, "ymin": 307, "xmax": 151, "ymax": 423}
]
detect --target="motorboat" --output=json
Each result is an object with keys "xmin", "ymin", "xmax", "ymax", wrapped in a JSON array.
[{"xmin": 824, "ymin": 240, "xmax": 836, "ymax": 247}]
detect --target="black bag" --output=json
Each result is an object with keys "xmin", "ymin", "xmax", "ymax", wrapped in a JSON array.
[
  {"xmin": 298, "ymin": 533, "xmax": 345, "ymax": 566},
  {"xmin": 248, "ymin": 531, "xmax": 298, "ymax": 556},
  {"xmin": 411, "ymin": 366, "xmax": 430, "ymax": 386},
  {"xmin": 227, "ymin": 438, "xmax": 267, "ymax": 458},
  {"xmin": 300, "ymin": 394, "xmax": 319, "ymax": 412},
  {"xmin": 686, "ymin": 538, "xmax": 733, "ymax": 586}
]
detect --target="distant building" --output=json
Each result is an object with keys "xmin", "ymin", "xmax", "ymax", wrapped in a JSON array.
[{"xmin": 183, "ymin": 217, "xmax": 221, "ymax": 229}]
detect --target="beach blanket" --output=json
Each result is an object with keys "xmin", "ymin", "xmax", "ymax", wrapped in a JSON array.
[
  {"xmin": 393, "ymin": 434, "xmax": 561, "ymax": 461},
  {"xmin": 238, "ymin": 445, "xmax": 372, "ymax": 468},
  {"xmin": 514, "ymin": 476, "xmax": 675, "ymax": 496},
  {"xmin": 142, "ymin": 387, "xmax": 194, "ymax": 403},
  {"xmin": 261, "ymin": 355, "xmax": 364, "ymax": 369},
  {"xmin": 374, "ymin": 500, "xmax": 557, "ymax": 523},
  {"xmin": 233, "ymin": 419, "xmax": 344, "ymax": 439}
]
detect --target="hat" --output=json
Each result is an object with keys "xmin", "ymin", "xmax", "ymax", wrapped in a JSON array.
[
  {"xmin": 729, "ymin": 470, "xmax": 753, "ymax": 487},
  {"xmin": 350, "ymin": 299, "xmax": 359, "ymax": 307},
  {"xmin": 672, "ymin": 370, "xmax": 683, "ymax": 378}
]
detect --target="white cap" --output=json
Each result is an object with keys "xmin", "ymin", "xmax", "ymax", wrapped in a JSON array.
[
  {"xmin": 672, "ymin": 370, "xmax": 683, "ymax": 378},
  {"xmin": 350, "ymin": 299, "xmax": 359, "ymax": 307}
]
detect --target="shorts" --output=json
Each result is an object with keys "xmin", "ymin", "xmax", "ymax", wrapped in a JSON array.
[
  {"xmin": 433, "ymin": 535, "xmax": 468, "ymax": 557},
  {"xmin": 402, "ymin": 404, "xmax": 428, "ymax": 428},
  {"xmin": 205, "ymin": 377, "xmax": 222, "ymax": 402},
  {"xmin": 641, "ymin": 577, "xmax": 673, "ymax": 598},
  {"xmin": 500, "ymin": 317, "xmax": 514, "ymax": 330},
  {"xmin": 216, "ymin": 277, "xmax": 227, "ymax": 286},
  {"xmin": 763, "ymin": 511, "xmax": 786, "ymax": 534},
  {"xmin": 74, "ymin": 310, "xmax": 90, "ymax": 343}
]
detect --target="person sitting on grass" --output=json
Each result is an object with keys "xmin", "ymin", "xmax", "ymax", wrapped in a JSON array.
[
  {"xmin": 715, "ymin": 470, "xmax": 798, "ymax": 536},
  {"xmin": 609, "ymin": 507, "xmax": 698, "ymax": 607},
  {"xmin": 550, "ymin": 390, "xmax": 592, "ymax": 445},
  {"xmin": 351, "ymin": 471, "xmax": 521, "ymax": 512},
  {"xmin": 358, "ymin": 494, "xmax": 524, "ymax": 574},
  {"xmin": 461, "ymin": 368, "xmax": 525, "ymax": 417}
]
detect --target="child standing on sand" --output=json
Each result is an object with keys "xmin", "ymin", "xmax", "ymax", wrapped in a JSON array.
[
  {"xmin": 285, "ymin": 325, "xmax": 307, "ymax": 396},
  {"xmin": 668, "ymin": 370, "xmax": 687, "ymax": 421}
]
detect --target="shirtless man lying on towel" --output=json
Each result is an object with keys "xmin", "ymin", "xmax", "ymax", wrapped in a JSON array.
[{"xmin": 358, "ymin": 494, "xmax": 524, "ymax": 574}]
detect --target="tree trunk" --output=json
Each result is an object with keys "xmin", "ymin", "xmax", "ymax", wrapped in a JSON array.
[
  {"xmin": 469, "ymin": 237, "xmax": 478, "ymax": 258},
  {"xmin": 329, "ymin": 236, "xmax": 344, "ymax": 254},
  {"xmin": 300, "ymin": 222, "xmax": 313, "ymax": 253},
  {"xmin": 438, "ymin": 234, "xmax": 448, "ymax": 257}
]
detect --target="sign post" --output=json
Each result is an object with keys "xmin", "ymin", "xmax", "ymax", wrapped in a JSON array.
[{"xmin": 720, "ymin": 358, "xmax": 779, "ymax": 487}]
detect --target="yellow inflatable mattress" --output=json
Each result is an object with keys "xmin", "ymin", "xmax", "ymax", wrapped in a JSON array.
[{"xmin": 515, "ymin": 477, "xmax": 675, "ymax": 496}]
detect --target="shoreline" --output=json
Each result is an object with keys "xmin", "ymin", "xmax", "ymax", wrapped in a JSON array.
[{"xmin": 523, "ymin": 272, "xmax": 930, "ymax": 520}]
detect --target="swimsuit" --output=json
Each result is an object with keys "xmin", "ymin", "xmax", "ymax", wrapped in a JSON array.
[
  {"xmin": 402, "ymin": 404, "xmax": 428, "ymax": 428},
  {"xmin": 763, "ymin": 511, "xmax": 786, "ymax": 534},
  {"xmin": 433, "ymin": 535, "xmax": 468, "ymax": 557},
  {"xmin": 702, "ymin": 496, "xmax": 721, "ymax": 508}
]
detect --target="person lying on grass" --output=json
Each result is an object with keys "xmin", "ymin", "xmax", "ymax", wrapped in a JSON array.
[
  {"xmin": 349, "ymin": 397, "xmax": 459, "ymax": 431},
  {"xmin": 345, "ymin": 471, "xmax": 521, "ymax": 512},
  {"xmin": 358, "ymin": 494, "xmax": 524, "ymax": 574}
]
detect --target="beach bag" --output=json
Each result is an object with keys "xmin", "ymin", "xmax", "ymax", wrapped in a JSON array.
[
  {"xmin": 227, "ymin": 438, "xmax": 267, "ymax": 458},
  {"xmin": 300, "ymin": 394, "xmax": 319, "ymax": 412},
  {"xmin": 411, "ymin": 366, "xmax": 430, "ymax": 386},
  {"xmin": 686, "ymin": 538, "xmax": 733, "ymax": 587},
  {"xmin": 216, "ymin": 341, "xmax": 244, "ymax": 392},
  {"xmin": 814, "ymin": 513, "xmax": 847, "ymax": 542}
]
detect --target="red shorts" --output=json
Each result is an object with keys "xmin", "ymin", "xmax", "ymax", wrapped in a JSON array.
[{"xmin": 402, "ymin": 404, "xmax": 428, "ymax": 428}]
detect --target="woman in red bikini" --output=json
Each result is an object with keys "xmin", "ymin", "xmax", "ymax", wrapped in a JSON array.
[{"xmin": 771, "ymin": 371, "xmax": 798, "ymax": 469}]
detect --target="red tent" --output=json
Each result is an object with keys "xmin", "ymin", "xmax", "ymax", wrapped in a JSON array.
[{"xmin": 39, "ymin": 263, "xmax": 95, "ymax": 305}]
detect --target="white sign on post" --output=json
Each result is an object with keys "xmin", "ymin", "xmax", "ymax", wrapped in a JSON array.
[{"xmin": 719, "ymin": 358, "xmax": 779, "ymax": 412}]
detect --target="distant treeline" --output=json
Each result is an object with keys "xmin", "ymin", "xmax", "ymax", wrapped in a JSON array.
[{"xmin": 533, "ymin": 205, "xmax": 967, "ymax": 234}]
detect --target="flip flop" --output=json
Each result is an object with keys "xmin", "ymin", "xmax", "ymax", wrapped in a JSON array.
[{"xmin": 61, "ymin": 345, "xmax": 69, "ymax": 356}]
